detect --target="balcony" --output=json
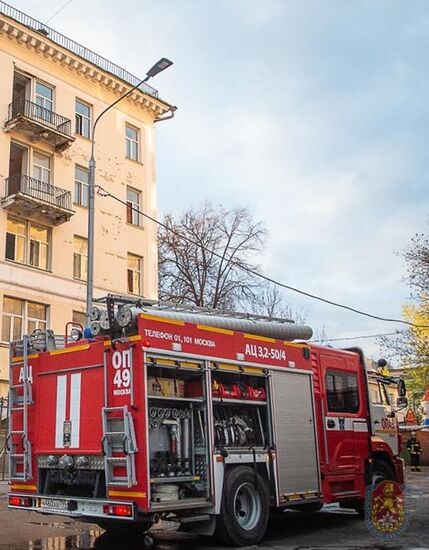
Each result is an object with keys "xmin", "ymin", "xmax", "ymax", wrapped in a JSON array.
[
  {"xmin": 4, "ymin": 99, "xmax": 75, "ymax": 152},
  {"xmin": 2, "ymin": 173, "xmax": 75, "ymax": 225}
]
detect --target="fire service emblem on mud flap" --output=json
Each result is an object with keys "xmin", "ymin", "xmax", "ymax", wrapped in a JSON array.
[
  {"xmin": 63, "ymin": 420, "xmax": 72, "ymax": 448},
  {"xmin": 365, "ymin": 480, "xmax": 410, "ymax": 539}
]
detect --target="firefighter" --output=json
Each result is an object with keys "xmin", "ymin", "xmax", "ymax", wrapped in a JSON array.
[{"xmin": 407, "ymin": 431, "xmax": 423, "ymax": 471}]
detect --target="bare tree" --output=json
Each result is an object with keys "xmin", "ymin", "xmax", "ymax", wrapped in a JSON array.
[
  {"xmin": 248, "ymin": 283, "xmax": 308, "ymax": 324},
  {"xmin": 158, "ymin": 203, "xmax": 267, "ymax": 310},
  {"xmin": 311, "ymin": 324, "xmax": 330, "ymax": 345}
]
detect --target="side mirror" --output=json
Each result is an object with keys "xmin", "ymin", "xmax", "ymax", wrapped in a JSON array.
[
  {"xmin": 397, "ymin": 379, "xmax": 406, "ymax": 397},
  {"xmin": 397, "ymin": 396, "xmax": 408, "ymax": 408}
]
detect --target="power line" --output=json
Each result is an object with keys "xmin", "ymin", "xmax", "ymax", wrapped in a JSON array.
[
  {"xmin": 95, "ymin": 185, "xmax": 429, "ymax": 330},
  {"xmin": 311, "ymin": 331, "xmax": 399, "ymax": 343},
  {"xmin": 45, "ymin": 0, "xmax": 73, "ymax": 24}
]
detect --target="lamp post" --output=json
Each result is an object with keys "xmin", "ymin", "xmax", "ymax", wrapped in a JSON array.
[{"xmin": 85, "ymin": 58, "xmax": 173, "ymax": 328}]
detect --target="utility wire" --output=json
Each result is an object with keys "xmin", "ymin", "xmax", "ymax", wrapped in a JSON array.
[
  {"xmin": 311, "ymin": 331, "xmax": 399, "ymax": 343},
  {"xmin": 45, "ymin": 0, "xmax": 74, "ymax": 24},
  {"xmin": 95, "ymin": 185, "xmax": 429, "ymax": 329}
]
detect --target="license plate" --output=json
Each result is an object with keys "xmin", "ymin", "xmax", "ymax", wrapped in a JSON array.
[{"xmin": 39, "ymin": 498, "xmax": 69, "ymax": 511}]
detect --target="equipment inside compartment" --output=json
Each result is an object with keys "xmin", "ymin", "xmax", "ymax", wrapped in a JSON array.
[
  {"xmin": 147, "ymin": 361, "xmax": 209, "ymax": 503},
  {"xmin": 146, "ymin": 358, "xmax": 270, "ymax": 503}
]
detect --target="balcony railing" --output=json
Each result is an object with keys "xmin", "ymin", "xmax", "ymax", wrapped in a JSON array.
[
  {"xmin": 7, "ymin": 98, "xmax": 72, "ymax": 137},
  {"xmin": 0, "ymin": 1, "xmax": 158, "ymax": 98},
  {"xmin": 3, "ymin": 174, "xmax": 74, "ymax": 225}
]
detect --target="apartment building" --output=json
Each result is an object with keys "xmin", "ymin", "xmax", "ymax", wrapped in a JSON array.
[{"xmin": 0, "ymin": 3, "xmax": 175, "ymax": 396}]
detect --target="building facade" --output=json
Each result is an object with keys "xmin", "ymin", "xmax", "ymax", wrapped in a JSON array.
[{"xmin": 0, "ymin": 3, "xmax": 174, "ymax": 396}]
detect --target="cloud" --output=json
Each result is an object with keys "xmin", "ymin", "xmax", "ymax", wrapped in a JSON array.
[{"xmin": 9, "ymin": 0, "xmax": 429, "ymax": 364}]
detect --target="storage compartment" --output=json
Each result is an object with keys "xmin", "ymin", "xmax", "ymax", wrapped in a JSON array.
[
  {"xmin": 146, "ymin": 356, "xmax": 210, "ymax": 505},
  {"xmin": 210, "ymin": 368, "xmax": 270, "ymax": 450},
  {"xmin": 148, "ymin": 376, "xmax": 185, "ymax": 398},
  {"xmin": 186, "ymin": 371, "xmax": 267, "ymax": 401}
]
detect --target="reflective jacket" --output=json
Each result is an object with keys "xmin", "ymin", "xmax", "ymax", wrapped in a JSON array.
[{"xmin": 406, "ymin": 437, "xmax": 422, "ymax": 455}]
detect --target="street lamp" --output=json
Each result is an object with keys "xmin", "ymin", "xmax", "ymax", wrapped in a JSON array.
[{"xmin": 85, "ymin": 58, "xmax": 173, "ymax": 328}]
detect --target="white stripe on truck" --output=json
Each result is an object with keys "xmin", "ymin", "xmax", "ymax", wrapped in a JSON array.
[
  {"xmin": 70, "ymin": 373, "xmax": 81, "ymax": 448},
  {"xmin": 55, "ymin": 375, "xmax": 67, "ymax": 448}
]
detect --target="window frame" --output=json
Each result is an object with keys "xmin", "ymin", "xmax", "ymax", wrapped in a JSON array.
[
  {"xmin": 73, "ymin": 235, "xmax": 88, "ymax": 281},
  {"xmin": 5, "ymin": 216, "xmax": 51, "ymax": 271},
  {"xmin": 32, "ymin": 149, "xmax": 52, "ymax": 185},
  {"xmin": 126, "ymin": 186, "xmax": 142, "ymax": 226},
  {"xmin": 35, "ymin": 80, "xmax": 54, "ymax": 112},
  {"xmin": 125, "ymin": 124, "xmax": 140, "ymax": 162},
  {"xmin": 28, "ymin": 222, "xmax": 50, "ymax": 270},
  {"xmin": 74, "ymin": 165, "xmax": 89, "ymax": 208},
  {"xmin": 75, "ymin": 98, "xmax": 92, "ymax": 139},
  {"xmin": 34, "ymin": 80, "xmax": 54, "ymax": 124},
  {"xmin": 1, "ymin": 296, "xmax": 48, "ymax": 343},
  {"xmin": 127, "ymin": 253, "xmax": 142, "ymax": 296}
]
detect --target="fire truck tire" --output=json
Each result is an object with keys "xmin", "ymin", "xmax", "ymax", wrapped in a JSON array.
[
  {"xmin": 349, "ymin": 460, "xmax": 395, "ymax": 518},
  {"xmin": 215, "ymin": 466, "xmax": 269, "ymax": 547},
  {"xmin": 372, "ymin": 460, "xmax": 395, "ymax": 486}
]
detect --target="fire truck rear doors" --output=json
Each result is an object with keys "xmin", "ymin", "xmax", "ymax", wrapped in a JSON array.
[
  {"xmin": 36, "ymin": 348, "xmax": 104, "ymax": 453},
  {"xmin": 270, "ymin": 369, "xmax": 320, "ymax": 503}
]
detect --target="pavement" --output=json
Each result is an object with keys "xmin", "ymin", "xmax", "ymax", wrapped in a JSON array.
[{"xmin": 0, "ymin": 469, "xmax": 428, "ymax": 549}]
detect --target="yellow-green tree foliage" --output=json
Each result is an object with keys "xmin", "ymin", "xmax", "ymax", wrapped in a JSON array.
[{"xmin": 401, "ymin": 304, "xmax": 429, "ymax": 401}]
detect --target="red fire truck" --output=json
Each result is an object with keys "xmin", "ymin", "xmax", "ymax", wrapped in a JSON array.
[{"xmin": 7, "ymin": 296, "xmax": 405, "ymax": 547}]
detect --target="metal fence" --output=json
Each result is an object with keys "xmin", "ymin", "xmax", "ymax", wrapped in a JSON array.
[
  {"xmin": 8, "ymin": 98, "xmax": 72, "ymax": 136},
  {"xmin": 0, "ymin": 396, "xmax": 8, "ymax": 481},
  {"xmin": 5, "ymin": 173, "xmax": 73, "ymax": 211},
  {"xmin": 0, "ymin": 1, "xmax": 158, "ymax": 98}
]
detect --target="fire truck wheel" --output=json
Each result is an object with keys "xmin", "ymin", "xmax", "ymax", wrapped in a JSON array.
[
  {"xmin": 215, "ymin": 466, "xmax": 269, "ymax": 547},
  {"xmin": 372, "ymin": 460, "xmax": 395, "ymax": 486},
  {"xmin": 350, "ymin": 460, "xmax": 395, "ymax": 519}
]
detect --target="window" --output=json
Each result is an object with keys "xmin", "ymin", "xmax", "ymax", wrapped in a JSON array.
[
  {"xmin": 73, "ymin": 236, "xmax": 88, "ymax": 281},
  {"xmin": 125, "ymin": 124, "xmax": 139, "ymax": 161},
  {"xmin": 5, "ymin": 217, "xmax": 50, "ymax": 270},
  {"xmin": 27, "ymin": 301, "xmax": 48, "ymax": 333},
  {"xmin": 32, "ymin": 150, "xmax": 51, "ymax": 184},
  {"xmin": 5, "ymin": 218, "xmax": 25, "ymax": 263},
  {"xmin": 2, "ymin": 297, "xmax": 23, "ymax": 342},
  {"xmin": 74, "ymin": 165, "xmax": 89, "ymax": 207},
  {"xmin": 127, "ymin": 253, "xmax": 142, "ymax": 295},
  {"xmin": 35, "ymin": 81, "xmax": 53, "ymax": 122},
  {"xmin": 326, "ymin": 370, "xmax": 359, "ymax": 413},
  {"xmin": 73, "ymin": 310, "xmax": 86, "ymax": 326},
  {"xmin": 126, "ymin": 187, "xmax": 142, "ymax": 226},
  {"xmin": 35, "ymin": 81, "xmax": 53, "ymax": 111},
  {"xmin": 29, "ymin": 224, "xmax": 49, "ymax": 269},
  {"xmin": 2, "ymin": 296, "xmax": 47, "ymax": 342},
  {"xmin": 75, "ymin": 99, "xmax": 91, "ymax": 138}
]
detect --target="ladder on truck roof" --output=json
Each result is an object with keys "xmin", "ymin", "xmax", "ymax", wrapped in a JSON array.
[
  {"xmin": 102, "ymin": 406, "xmax": 137, "ymax": 487},
  {"xmin": 9, "ymin": 335, "xmax": 33, "ymax": 481}
]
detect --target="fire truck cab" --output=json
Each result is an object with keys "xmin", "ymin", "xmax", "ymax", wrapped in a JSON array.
[{"xmin": 7, "ymin": 298, "xmax": 405, "ymax": 547}]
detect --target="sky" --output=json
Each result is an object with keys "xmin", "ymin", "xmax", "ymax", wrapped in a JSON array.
[{"xmin": 8, "ymin": 0, "xmax": 429, "ymax": 362}]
